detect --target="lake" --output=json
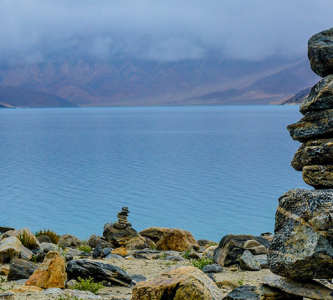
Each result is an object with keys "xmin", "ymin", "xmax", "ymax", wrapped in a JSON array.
[{"xmin": 0, "ymin": 105, "xmax": 308, "ymax": 241}]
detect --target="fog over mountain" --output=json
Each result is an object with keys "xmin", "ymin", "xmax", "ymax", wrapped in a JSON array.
[{"xmin": 0, "ymin": 1, "xmax": 330, "ymax": 106}]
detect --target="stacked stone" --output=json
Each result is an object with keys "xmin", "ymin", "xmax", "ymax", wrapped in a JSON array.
[
  {"xmin": 264, "ymin": 27, "xmax": 333, "ymax": 299},
  {"xmin": 114, "ymin": 207, "xmax": 131, "ymax": 229}
]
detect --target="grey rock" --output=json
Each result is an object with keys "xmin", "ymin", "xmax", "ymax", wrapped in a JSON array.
[
  {"xmin": 66, "ymin": 248, "xmax": 89, "ymax": 257},
  {"xmin": 164, "ymin": 250, "xmax": 181, "ymax": 256},
  {"xmin": 213, "ymin": 234, "xmax": 269, "ymax": 267},
  {"xmin": 88, "ymin": 235, "xmax": 112, "ymax": 249},
  {"xmin": 291, "ymin": 138, "xmax": 333, "ymax": 171},
  {"xmin": 67, "ymin": 259, "xmax": 132, "ymax": 287},
  {"xmin": 287, "ymin": 109, "xmax": 333, "ymax": 142},
  {"xmin": 262, "ymin": 273, "xmax": 333, "ymax": 300},
  {"xmin": 101, "ymin": 248, "xmax": 111, "ymax": 258},
  {"xmin": 104, "ymin": 253, "xmax": 124, "ymax": 260},
  {"xmin": 165, "ymin": 255, "xmax": 184, "ymax": 261},
  {"xmin": 308, "ymin": 27, "xmax": 333, "ymax": 77},
  {"xmin": 65, "ymin": 254, "xmax": 73, "ymax": 261},
  {"xmin": 130, "ymin": 274, "xmax": 147, "ymax": 285},
  {"xmin": 132, "ymin": 250, "xmax": 160, "ymax": 260},
  {"xmin": 260, "ymin": 284, "xmax": 302, "ymax": 300},
  {"xmin": 7, "ymin": 258, "xmax": 37, "ymax": 281},
  {"xmin": 92, "ymin": 243, "xmax": 102, "ymax": 259},
  {"xmin": 66, "ymin": 279, "xmax": 77, "ymax": 288},
  {"xmin": 268, "ymin": 188, "xmax": 333, "ymax": 279},
  {"xmin": 197, "ymin": 239, "xmax": 216, "ymax": 247},
  {"xmin": 37, "ymin": 235, "xmax": 52, "ymax": 244},
  {"xmin": 41, "ymin": 242, "xmax": 59, "ymax": 254},
  {"xmin": 0, "ymin": 292, "xmax": 15, "ymax": 299},
  {"xmin": 0, "ymin": 237, "xmax": 21, "ymax": 263},
  {"xmin": 254, "ymin": 254, "xmax": 268, "ymax": 269},
  {"xmin": 239, "ymin": 250, "xmax": 261, "ymax": 271},
  {"xmin": 202, "ymin": 264, "xmax": 225, "ymax": 273},
  {"xmin": 43, "ymin": 288, "xmax": 63, "ymax": 295},
  {"xmin": 58, "ymin": 234, "xmax": 81, "ymax": 248},
  {"xmin": 223, "ymin": 285, "xmax": 259, "ymax": 300},
  {"xmin": 300, "ymin": 75, "xmax": 333, "ymax": 114}
]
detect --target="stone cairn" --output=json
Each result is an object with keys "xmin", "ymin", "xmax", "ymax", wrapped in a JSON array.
[
  {"xmin": 262, "ymin": 27, "xmax": 333, "ymax": 299},
  {"xmin": 114, "ymin": 207, "xmax": 131, "ymax": 229}
]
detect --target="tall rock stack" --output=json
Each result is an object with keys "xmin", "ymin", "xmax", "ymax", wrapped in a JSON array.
[{"xmin": 264, "ymin": 28, "xmax": 333, "ymax": 299}]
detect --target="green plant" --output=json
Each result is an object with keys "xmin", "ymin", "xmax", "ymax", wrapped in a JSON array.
[
  {"xmin": 77, "ymin": 243, "xmax": 91, "ymax": 253},
  {"xmin": 237, "ymin": 277, "xmax": 245, "ymax": 286},
  {"xmin": 35, "ymin": 229, "xmax": 60, "ymax": 244},
  {"xmin": 18, "ymin": 231, "xmax": 36, "ymax": 250},
  {"xmin": 31, "ymin": 254, "xmax": 37, "ymax": 263},
  {"xmin": 70, "ymin": 277, "xmax": 104, "ymax": 294},
  {"xmin": 191, "ymin": 257, "xmax": 214, "ymax": 270},
  {"xmin": 149, "ymin": 243, "xmax": 156, "ymax": 250},
  {"xmin": 182, "ymin": 249, "xmax": 192, "ymax": 259},
  {"xmin": 0, "ymin": 282, "xmax": 14, "ymax": 292},
  {"xmin": 208, "ymin": 242, "xmax": 218, "ymax": 246},
  {"xmin": 0, "ymin": 277, "xmax": 5, "ymax": 283},
  {"xmin": 158, "ymin": 252, "xmax": 167, "ymax": 259},
  {"xmin": 57, "ymin": 295, "xmax": 81, "ymax": 300}
]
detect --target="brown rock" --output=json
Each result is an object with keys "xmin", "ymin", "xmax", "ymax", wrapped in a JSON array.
[
  {"xmin": 10, "ymin": 286, "xmax": 43, "ymax": 293},
  {"xmin": 215, "ymin": 279, "xmax": 240, "ymax": 290},
  {"xmin": 132, "ymin": 266, "xmax": 222, "ymax": 300},
  {"xmin": 303, "ymin": 165, "xmax": 333, "ymax": 188},
  {"xmin": 156, "ymin": 228, "xmax": 199, "ymax": 252},
  {"xmin": 25, "ymin": 251, "xmax": 67, "ymax": 289},
  {"xmin": 0, "ymin": 267, "xmax": 9, "ymax": 276},
  {"xmin": 57, "ymin": 234, "xmax": 81, "ymax": 248},
  {"xmin": 112, "ymin": 246, "xmax": 128, "ymax": 257},
  {"xmin": 6, "ymin": 228, "xmax": 41, "ymax": 251},
  {"xmin": 139, "ymin": 227, "xmax": 169, "ymax": 244}
]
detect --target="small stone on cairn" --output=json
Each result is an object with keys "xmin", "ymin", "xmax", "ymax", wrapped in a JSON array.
[{"xmin": 114, "ymin": 207, "xmax": 131, "ymax": 229}]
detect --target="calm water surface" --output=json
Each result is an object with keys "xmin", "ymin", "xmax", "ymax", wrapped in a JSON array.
[{"xmin": 0, "ymin": 106, "xmax": 307, "ymax": 241}]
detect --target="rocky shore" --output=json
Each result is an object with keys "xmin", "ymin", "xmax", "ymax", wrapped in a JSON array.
[{"xmin": 3, "ymin": 27, "xmax": 333, "ymax": 300}]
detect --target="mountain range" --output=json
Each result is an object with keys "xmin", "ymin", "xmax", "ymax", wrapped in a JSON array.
[{"xmin": 0, "ymin": 56, "xmax": 320, "ymax": 107}]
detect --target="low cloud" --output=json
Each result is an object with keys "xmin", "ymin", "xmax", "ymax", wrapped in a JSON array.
[{"xmin": 1, "ymin": 0, "xmax": 333, "ymax": 64}]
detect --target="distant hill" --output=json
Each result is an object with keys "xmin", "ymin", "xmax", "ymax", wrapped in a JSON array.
[
  {"xmin": 270, "ymin": 87, "xmax": 312, "ymax": 105},
  {"xmin": 0, "ymin": 86, "xmax": 77, "ymax": 108},
  {"xmin": 0, "ymin": 57, "xmax": 320, "ymax": 106}
]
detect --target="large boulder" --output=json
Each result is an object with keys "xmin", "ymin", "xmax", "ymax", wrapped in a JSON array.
[
  {"xmin": 261, "ymin": 273, "xmax": 333, "ymax": 300},
  {"xmin": 268, "ymin": 189, "xmax": 333, "ymax": 279},
  {"xmin": 131, "ymin": 266, "xmax": 222, "ymax": 300},
  {"xmin": 291, "ymin": 138, "xmax": 333, "ymax": 171},
  {"xmin": 25, "ymin": 251, "xmax": 67, "ymax": 289},
  {"xmin": 66, "ymin": 259, "xmax": 132, "ymax": 287},
  {"xmin": 5, "ymin": 228, "xmax": 41, "ymax": 251},
  {"xmin": 0, "ymin": 236, "xmax": 32, "ymax": 263},
  {"xmin": 287, "ymin": 109, "xmax": 333, "ymax": 142},
  {"xmin": 88, "ymin": 235, "xmax": 113, "ymax": 249},
  {"xmin": 57, "ymin": 234, "xmax": 81, "ymax": 248},
  {"xmin": 139, "ymin": 227, "xmax": 169, "ymax": 244},
  {"xmin": 303, "ymin": 165, "xmax": 333, "ymax": 188},
  {"xmin": 7, "ymin": 259, "xmax": 38, "ymax": 281},
  {"xmin": 155, "ymin": 228, "xmax": 199, "ymax": 252},
  {"xmin": 213, "ymin": 234, "xmax": 269, "ymax": 267},
  {"xmin": 300, "ymin": 75, "xmax": 333, "ymax": 115},
  {"xmin": 103, "ymin": 223, "xmax": 146, "ymax": 249},
  {"xmin": 308, "ymin": 27, "xmax": 333, "ymax": 77}
]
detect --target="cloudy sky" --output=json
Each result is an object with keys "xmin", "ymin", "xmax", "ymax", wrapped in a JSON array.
[{"xmin": 1, "ymin": 0, "xmax": 333, "ymax": 64}]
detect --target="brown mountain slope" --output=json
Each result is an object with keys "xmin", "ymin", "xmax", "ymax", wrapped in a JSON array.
[
  {"xmin": 0, "ymin": 85, "xmax": 77, "ymax": 108},
  {"xmin": 0, "ymin": 57, "xmax": 319, "ymax": 106},
  {"xmin": 271, "ymin": 87, "xmax": 312, "ymax": 105}
]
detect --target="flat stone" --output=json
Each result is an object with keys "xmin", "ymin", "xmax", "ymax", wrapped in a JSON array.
[
  {"xmin": 308, "ymin": 27, "xmax": 333, "ymax": 77},
  {"xmin": 202, "ymin": 264, "xmax": 225, "ymax": 273},
  {"xmin": 300, "ymin": 75, "xmax": 333, "ymax": 114},
  {"xmin": 291, "ymin": 138, "xmax": 333, "ymax": 171},
  {"xmin": 303, "ymin": 165, "xmax": 333, "ymax": 188},
  {"xmin": 223, "ymin": 285, "xmax": 259, "ymax": 300},
  {"xmin": 261, "ymin": 273, "xmax": 333, "ymax": 300},
  {"xmin": 132, "ymin": 266, "xmax": 222, "ymax": 300},
  {"xmin": 7, "ymin": 259, "xmax": 37, "ymax": 281},
  {"xmin": 268, "ymin": 189, "xmax": 333, "ymax": 279}
]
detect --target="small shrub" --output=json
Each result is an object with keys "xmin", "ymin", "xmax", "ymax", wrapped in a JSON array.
[
  {"xmin": 208, "ymin": 242, "xmax": 218, "ymax": 246},
  {"xmin": 77, "ymin": 243, "xmax": 91, "ymax": 253},
  {"xmin": 182, "ymin": 249, "xmax": 192, "ymax": 259},
  {"xmin": 35, "ymin": 229, "xmax": 60, "ymax": 244},
  {"xmin": 149, "ymin": 243, "xmax": 156, "ymax": 250},
  {"xmin": 70, "ymin": 276, "xmax": 104, "ymax": 294},
  {"xmin": 191, "ymin": 257, "xmax": 214, "ymax": 270},
  {"xmin": 237, "ymin": 277, "xmax": 245, "ymax": 286},
  {"xmin": 18, "ymin": 231, "xmax": 36, "ymax": 250},
  {"xmin": 57, "ymin": 295, "xmax": 80, "ymax": 300}
]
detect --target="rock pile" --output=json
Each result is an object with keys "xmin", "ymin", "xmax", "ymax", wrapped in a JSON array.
[
  {"xmin": 266, "ymin": 27, "xmax": 333, "ymax": 299},
  {"xmin": 114, "ymin": 207, "xmax": 130, "ymax": 229}
]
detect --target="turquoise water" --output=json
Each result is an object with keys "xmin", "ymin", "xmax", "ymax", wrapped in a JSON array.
[{"xmin": 0, "ymin": 106, "xmax": 307, "ymax": 241}]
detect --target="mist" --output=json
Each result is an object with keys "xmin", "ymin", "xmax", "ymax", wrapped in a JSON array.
[{"xmin": 1, "ymin": 0, "xmax": 333, "ymax": 64}]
